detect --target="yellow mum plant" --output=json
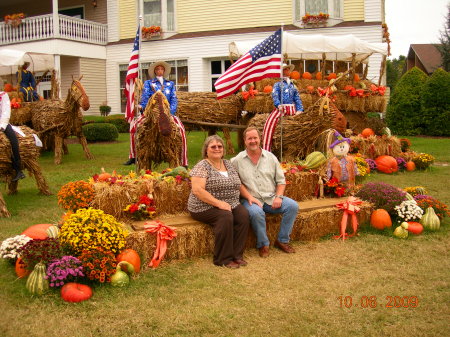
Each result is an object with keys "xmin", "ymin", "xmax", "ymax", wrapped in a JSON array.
[{"xmin": 57, "ymin": 180, "xmax": 95, "ymax": 211}]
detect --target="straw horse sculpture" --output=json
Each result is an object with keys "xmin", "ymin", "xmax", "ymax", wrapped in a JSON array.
[
  {"xmin": 30, "ymin": 78, "xmax": 93, "ymax": 164},
  {"xmin": 0, "ymin": 125, "xmax": 51, "ymax": 195},
  {"xmin": 0, "ymin": 191, "xmax": 10, "ymax": 217},
  {"xmin": 135, "ymin": 91, "xmax": 183, "ymax": 170}
]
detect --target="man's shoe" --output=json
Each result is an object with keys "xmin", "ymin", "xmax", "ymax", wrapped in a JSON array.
[
  {"xmin": 223, "ymin": 261, "xmax": 240, "ymax": 269},
  {"xmin": 12, "ymin": 171, "xmax": 26, "ymax": 182},
  {"xmin": 234, "ymin": 259, "xmax": 248, "ymax": 267},
  {"xmin": 258, "ymin": 246, "xmax": 270, "ymax": 258},
  {"xmin": 123, "ymin": 158, "xmax": 136, "ymax": 165},
  {"xmin": 274, "ymin": 240, "xmax": 296, "ymax": 253}
]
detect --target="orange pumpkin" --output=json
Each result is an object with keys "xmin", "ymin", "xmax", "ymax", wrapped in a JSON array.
[
  {"xmin": 405, "ymin": 161, "xmax": 416, "ymax": 171},
  {"xmin": 306, "ymin": 85, "xmax": 315, "ymax": 94},
  {"xmin": 301, "ymin": 72, "xmax": 312, "ymax": 80},
  {"xmin": 375, "ymin": 155, "xmax": 398, "ymax": 174},
  {"xmin": 361, "ymin": 128, "xmax": 375, "ymax": 138},
  {"xmin": 4, "ymin": 83, "xmax": 13, "ymax": 92},
  {"xmin": 326, "ymin": 73, "xmax": 337, "ymax": 80},
  {"xmin": 39, "ymin": 95, "xmax": 44, "ymax": 101},
  {"xmin": 315, "ymin": 72, "xmax": 322, "ymax": 80},
  {"xmin": 98, "ymin": 172, "xmax": 111, "ymax": 182},
  {"xmin": 370, "ymin": 209, "xmax": 392, "ymax": 230},
  {"xmin": 15, "ymin": 258, "xmax": 30, "ymax": 279},
  {"xmin": 353, "ymin": 74, "xmax": 360, "ymax": 82},
  {"xmin": 290, "ymin": 71, "xmax": 301, "ymax": 80},
  {"xmin": 116, "ymin": 249, "xmax": 141, "ymax": 274},
  {"xmin": 22, "ymin": 224, "xmax": 52, "ymax": 240},
  {"xmin": 263, "ymin": 85, "xmax": 273, "ymax": 93}
]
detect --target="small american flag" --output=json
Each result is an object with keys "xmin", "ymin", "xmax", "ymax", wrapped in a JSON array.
[
  {"xmin": 214, "ymin": 29, "xmax": 282, "ymax": 99},
  {"xmin": 124, "ymin": 25, "xmax": 140, "ymax": 122}
]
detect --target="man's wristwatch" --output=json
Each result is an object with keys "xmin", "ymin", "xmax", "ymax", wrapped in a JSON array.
[{"xmin": 275, "ymin": 195, "xmax": 284, "ymax": 199}]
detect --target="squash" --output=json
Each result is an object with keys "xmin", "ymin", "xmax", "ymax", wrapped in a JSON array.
[
  {"xmin": 375, "ymin": 155, "xmax": 398, "ymax": 174},
  {"xmin": 393, "ymin": 223, "xmax": 409, "ymax": 239},
  {"xmin": 15, "ymin": 258, "xmax": 30, "ymax": 279},
  {"xmin": 263, "ymin": 85, "xmax": 273, "ymax": 93},
  {"xmin": 404, "ymin": 221, "xmax": 423, "ymax": 235},
  {"xmin": 22, "ymin": 224, "xmax": 52, "ymax": 240},
  {"xmin": 116, "ymin": 249, "xmax": 141, "ymax": 274},
  {"xmin": 370, "ymin": 209, "xmax": 392, "ymax": 230},
  {"xmin": 301, "ymin": 71, "xmax": 312, "ymax": 80},
  {"xmin": 290, "ymin": 71, "xmax": 301, "ymax": 80},
  {"xmin": 110, "ymin": 262, "xmax": 134, "ymax": 287},
  {"xmin": 326, "ymin": 73, "xmax": 337, "ymax": 80},
  {"xmin": 361, "ymin": 128, "xmax": 375, "ymax": 138},
  {"xmin": 381, "ymin": 127, "xmax": 392, "ymax": 137},
  {"xmin": 26, "ymin": 262, "xmax": 49, "ymax": 295},
  {"xmin": 315, "ymin": 72, "xmax": 322, "ymax": 80},
  {"xmin": 299, "ymin": 152, "xmax": 327, "ymax": 170},
  {"xmin": 405, "ymin": 161, "xmax": 416, "ymax": 171},
  {"xmin": 420, "ymin": 207, "xmax": 440, "ymax": 231},
  {"xmin": 46, "ymin": 225, "xmax": 60, "ymax": 239},
  {"xmin": 306, "ymin": 85, "xmax": 315, "ymax": 94},
  {"xmin": 61, "ymin": 283, "xmax": 93, "ymax": 302}
]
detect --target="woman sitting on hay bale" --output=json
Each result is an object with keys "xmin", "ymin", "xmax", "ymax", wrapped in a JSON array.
[{"xmin": 188, "ymin": 135, "xmax": 250, "ymax": 269}]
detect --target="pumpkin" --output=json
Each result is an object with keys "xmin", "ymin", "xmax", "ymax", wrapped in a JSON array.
[
  {"xmin": 370, "ymin": 209, "xmax": 392, "ymax": 230},
  {"xmin": 301, "ymin": 71, "xmax": 312, "ymax": 80},
  {"xmin": 39, "ymin": 95, "xmax": 44, "ymax": 101},
  {"xmin": 353, "ymin": 74, "xmax": 360, "ymax": 82},
  {"xmin": 375, "ymin": 155, "xmax": 398, "ymax": 174},
  {"xmin": 116, "ymin": 248, "xmax": 141, "ymax": 273},
  {"xmin": 263, "ymin": 85, "xmax": 273, "ymax": 93},
  {"xmin": 315, "ymin": 72, "xmax": 322, "ymax": 80},
  {"xmin": 405, "ymin": 161, "xmax": 416, "ymax": 171},
  {"xmin": 420, "ymin": 207, "xmax": 440, "ymax": 231},
  {"xmin": 61, "ymin": 283, "xmax": 93, "ymax": 302},
  {"xmin": 404, "ymin": 221, "xmax": 423, "ymax": 235},
  {"xmin": 97, "ymin": 172, "xmax": 111, "ymax": 182},
  {"xmin": 26, "ymin": 262, "xmax": 49, "ymax": 295},
  {"xmin": 46, "ymin": 225, "xmax": 60, "ymax": 239},
  {"xmin": 3, "ymin": 83, "xmax": 13, "ymax": 92},
  {"xmin": 393, "ymin": 223, "xmax": 409, "ymax": 239},
  {"xmin": 326, "ymin": 72, "xmax": 337, "ymax": 80},
  {"xmin": 361, "ymin": 128, "xmax": 375, "ymax": 138},
  {"xmin": 22, "ymin": 224, "xmax": 52, "ymax": 240},
  {"xmin": 15, "ymin": 258, "xmax": 30, "ymax": 279},
  {"xmin": 290, "ymin": 70, "xmax": 301, "ymax": 80},
  {"xmin": 306, "ymin": 85, "xmax": 315, "ymax": 94}
]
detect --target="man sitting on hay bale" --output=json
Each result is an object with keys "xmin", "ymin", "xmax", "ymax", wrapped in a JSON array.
[
  {"xmin": 125, "ymin": 61, "xmax": 188, "ymax": 167},
  {"xmin": 0, "ymin": 91, "xmax": 25, "ymax": 181},
  {"xmin": 232, "ymin": 127, "xmax": 299, "ymax": 258},
  {"xmin": 262, "ymin": 63, "xmax": 303, "ymax": 152},
  {"xmin": 17, "ymin": 62, "xmax": 40, "ymax": 102}
]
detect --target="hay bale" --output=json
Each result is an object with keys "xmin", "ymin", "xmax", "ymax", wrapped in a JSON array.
[
  {"xmin": 284, "ymin": 171, "xmax": 320, "ymax": 201},
  {"xmin": 350, "ymin": 135, "xmax": 402, "ymax": 159},
  {"xmin": 333, "ymin": 92, "xmax": 387, "ymax": 113},
  {"xmin": 242, "ymin": 92, "xmax": 315, "ymax": 115},
  {"xmin": 154, "ymin": 180, "xmax": 190, "ymax": 215},
  {"xmin": 10, "ymin": 106, "xmax": 32, "ymax": 126},
  {"xmin": 343, "ymin": 111, "xmax": 369, "ymax": 134}
]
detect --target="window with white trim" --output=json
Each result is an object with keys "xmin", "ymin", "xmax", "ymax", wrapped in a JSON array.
[
  {"xmin": 142, "ymin": 0, "xmax": 175, "ymax": 32},
  {"xmin": 295, "ymin": 0, "xmax": 343, "ymax": 22},
  {"xmin": 210, "ymin": 60, "xmax": 232, "ymax": 92}
]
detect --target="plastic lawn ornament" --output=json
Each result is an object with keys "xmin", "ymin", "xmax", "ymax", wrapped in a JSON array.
[
  {"xmin": 144, "ymin": 220, "xmax": 177, "ymax": 268},
  {"xmin": 327, "ymin": 130, "xmax": 358, "ymax": 189},
  {"xmin": 334, "ymin": 196, "xmax": 362, "ymax": 240}
]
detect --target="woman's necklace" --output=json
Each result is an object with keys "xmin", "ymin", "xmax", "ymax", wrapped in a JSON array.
[{"xmin": 208, "ymin": 159, "xmax": 222, "ymax": 170}]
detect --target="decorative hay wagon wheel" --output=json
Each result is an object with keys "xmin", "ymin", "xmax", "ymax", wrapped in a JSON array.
[
  {"xmin": 0, "ymin": 125, "xmax": 51, "ymax": 195},
  {"xmin": 135, "ymin": 91, "xmax": 183, "ymax": 170},
  {"xmin": 29, "ymin": 78, "xmax": 93, "ymax": 165}
]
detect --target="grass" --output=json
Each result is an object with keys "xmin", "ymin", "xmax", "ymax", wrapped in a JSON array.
[{"xmin": 1, "ymin": 133, "xmax": 449, "ymax": 337}]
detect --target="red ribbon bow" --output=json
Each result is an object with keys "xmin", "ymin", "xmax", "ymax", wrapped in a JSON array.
[
  {"xmin": 317, "ymin": 86, "xmax": 332, "ymax": 97},
  {"xmin": 144, "ymin": 220, "xmax": 177, "ymax": 268},
  {"xmin": 334, "ymin": 196, "xmax": 362, "ymax": 240},
  {"xmin": 370, "ymin": 84, "xmax": 386, "ymax": 96},
  {"xmin": 242, "ymin": 87, "xmax": 258, "ymax": 100}
]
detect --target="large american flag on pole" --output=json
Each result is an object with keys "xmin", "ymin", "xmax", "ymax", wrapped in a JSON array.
[
  {"xmin": 124, "ymin": 25, "xmax": 141, "ymax": 122},
  {"xmin": 214, "ymin": 29, "xmax": 282, "ymax": 99}
]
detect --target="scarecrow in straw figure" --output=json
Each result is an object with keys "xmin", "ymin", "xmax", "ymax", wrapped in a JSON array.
[
  {"xmin": 0, "ymin": 91, "xmax": 26, "ymax": 181},
  {"xmin": 262, "ymin": 63, "xmax": 303, "ymax": 152},
  {"xmin": 17, "ymin": 62, "xmax": 40, "ymax": 102},
  {"xmin": 327, "ymin": 130, "xmax": 358, "ymax": 189},
  {"xmin": 124, "ymin": 61, "xmax": 188, "ymax": 167}
]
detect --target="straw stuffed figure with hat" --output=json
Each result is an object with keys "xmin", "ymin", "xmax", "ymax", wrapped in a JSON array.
[
  {"xmin": 262, "ymin": 63, "xmax": 304, "ymax": 152},
  {"xmin": 326, "ymin": 130, "xmax": 358, "ymax": 190},
  {"xmin": 124, "ymin": 60, "xmax": 188, "ymax": 167}
]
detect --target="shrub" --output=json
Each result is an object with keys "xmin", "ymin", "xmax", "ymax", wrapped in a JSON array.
[
  {"xmin": 82, "ymin": 123, "xmax": 118, "ymax": 142},
  {"xmin": 99, "ymin": 105, "xmax": 111, "ymax": 117},
  {"xmin": 105, "ymin": 115, "xmax": 129, "ymax": 133},
  {"xmin": 356, "ymin": 182, "xmax": 407, "ymax": 215}
]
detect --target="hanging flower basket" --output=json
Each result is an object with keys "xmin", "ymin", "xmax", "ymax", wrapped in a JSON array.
[
  {"xmin": 4, "ymin": 13, "xmax": 26, "ymax": 27},
  {"xmin": 142, "ymin": 26, "xmax": 161, "ymax": 39},
  {"xmin": 301, "ymin": 12, "xmax": 329, "ymax": 27}
]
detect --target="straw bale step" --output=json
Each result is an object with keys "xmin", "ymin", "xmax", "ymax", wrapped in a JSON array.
[{"xmin": 126, "ymin": 198, "xmax": 373, "ymax": 268}]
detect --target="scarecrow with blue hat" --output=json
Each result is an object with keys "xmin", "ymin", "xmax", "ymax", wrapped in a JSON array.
[{"xmin": 326, "ymin": 130, "xmax": 358, "ymax": 188}]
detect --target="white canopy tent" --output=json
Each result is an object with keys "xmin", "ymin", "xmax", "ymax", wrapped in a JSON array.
[{"xmin": 0, "ymin": 49, "xmax": 54, "ymax": 76}]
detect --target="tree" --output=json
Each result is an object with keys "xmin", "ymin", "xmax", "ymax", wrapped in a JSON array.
[
  {"xmin": 437, "ymin": 4, "xmax": 450, "ymax": 71},
  {"xmin": 386, "ymin": 55, "xmax": 406, "ymax": 90}
]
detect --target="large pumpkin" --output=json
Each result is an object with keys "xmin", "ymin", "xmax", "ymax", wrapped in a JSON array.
[
  {"xmin": 15, "ymin": 258, "xmax": 30, "ymax": 279},
  {"xmin": 315, "ymin": 72, "xmax": 322, "ymax": 80},
  {"xmin": 4, "ymin": 83, "xmax": 13, "ymax": 92},
  {"xmin": 301, "ymin": 71, "xmax": 312, "ymax": 80},
  {"xmin": 405, "ymin": 161, "xmax": 416, "ymax": 171},
  {"xmin": 306, "ymin": 85, "xmax": 315, "ymax": 94},
  {"xmin": 290, "ymin": 71, "xmax": 301, "ymax": 80},
  {"xmin": 375, "ymin": 155, "xmax": 398, "ymax": 174},
  {"xmin": 361, "ymin": 128, "xmax": 375, "ymax": 138},
  {"xmin": 22, "ymin": 224, "xmax": 52, "ymax": 240},
  {"xmin": 116, "ymin": 249, "xmax": 141, "ymax": 274},
  {"xmin": 326, "ymin": 73, "xmax": 337, "ymax": 80},
  {"xmin": 263, "ymin": 85, "xmax": 273, "ymax": 93},
  {"xmin": 370, "ymin": 209, "xmax": 392, "ymax": 230},
  {"xmin": 61, "ymin": 283, "xmax": 93, "ymax": 303}
]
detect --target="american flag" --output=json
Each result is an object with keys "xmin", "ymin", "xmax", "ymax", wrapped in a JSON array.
[
  {"xmin": 214, "ymin": 29, "xmax": 282, "ymax": 99},
  {"xmin": 124, "ymin": 25, "xmax": 140, "ymax": 122}
]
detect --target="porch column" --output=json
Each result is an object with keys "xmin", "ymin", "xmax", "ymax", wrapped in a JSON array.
[
  {"xmin": 52, "ymin": 0, "xmax": 60, "ymax": 38},
  {"xmin": 54, "ymin": 55, "xmax": 61, "ymax": 99}
]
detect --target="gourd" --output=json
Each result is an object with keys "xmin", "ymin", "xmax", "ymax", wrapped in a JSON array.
[
  {"xmin": 404, "ymin": 192, "xmax": 415, "ymax": 201},
  {"xmin": 375, "ymin": 155, "xmax": 398, "ymax": 174},
  {"xmin": 301, "ymin": 71, "xmax": 312, "ymax": 80},
  {"xmin": 420, "ymin": 207, "xmax": 440, "ymax": 231},
  {"xmin": 361, "ymin": 128, "xmax": 375, "ymax": 138},
  {"xmin": 22, "ymin": 224, "xmax": 52, "ymax": 240},
  {"xmin": 405, "ymin": 161, "xmax": 416, "ymax": 171},
  {"xmin": 404, "ymin": 221, "xmax": 423, "ymax": 235},
  {"xmin": 393, "ymin": 223, "xmax": 408, "ymax": 239},
  {"xmin": 46, "ymin": 225, "xmax": 60, "ymax": 239},
  {"xmin": 290, "ymin": 71, "xmax": 301, "ymax": 80},
  {"xmin": 370, "ymin": 209, "xmax": 392, "ymax": 230},
  {"xmin": 110, "ymin": 262, "xmax": 134, "ymax": 287},
  {"xmin": 116, "ymin": 249, "xmax": 141, "ymax": 273},
  {"xmin": 263, "ymin": 85, "xmax": 273, "ymax": 93},
  {"xmin": 61, "ymin": 283, "xmax": 93, "ymax": 302},
  {"xmin": 15, "ymin": 258, "xmax": 30, "ymax": 279},
  {"xmin": 26, "ymin": 262, "xmax": 49, "ymax": 295},
  {"xmin": 299, "ymin": 152, "xmax": 327, "ymax": 169},
  {"xmin": 381, "ymin": 127, "xmax": 392, "ymax": 137}
]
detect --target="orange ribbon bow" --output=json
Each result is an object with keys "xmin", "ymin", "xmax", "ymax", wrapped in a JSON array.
[
  {"xmin": 144, "ymin": 220, "xmax": 177, "ymax": 268},
  {"xmin": 242, "ymin": 86, "xmax": 258, "ymax": 100},
  {"xmin": 334, "ymin": 196, "xmax": 362, "ymax": 240}
]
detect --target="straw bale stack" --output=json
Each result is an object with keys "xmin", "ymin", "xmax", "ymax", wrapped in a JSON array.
[
  {"xmin": 0, "ymin": 191, "xmax": 10, "ymax": 217},
  {"xmin": 343, "ymin": 111, "xmax": 368, "ymax": 134},
  {"xmin": 284, "ymin": 171, "xmax": 320, "ymax": 201},
  {"xmin": 333, "ymin": 92, "xmax": 387, "ymax": 113},
  {"xmin": 177, "ymin": 91, "xmax": 244, "ymax": 124},
  {"xmin": 153, "ymin": 180, "xmax": 190, "ymax": 215},
  {"xmin": 0, "ymin": 125, "xmax": 51, "ymax": 195},
  {"xmin": 10, "ymin": 105, "xmax": 32, "ymax": 126},
  {"xmin": 136, "ymin": 91, "xmax": 183, "ymax": 170},
  {"xmin": 350, "ymin": 135, "xmax": 402, "ymax": 159},
  {"xmin": 242, "ymin": 92, "xmax": 314, "ymax": 115}
]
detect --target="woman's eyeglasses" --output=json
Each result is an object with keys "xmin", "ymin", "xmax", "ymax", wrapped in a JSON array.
[{"xmin": 209, "ymin": 145, "xmax": 223, "ymax": 150}]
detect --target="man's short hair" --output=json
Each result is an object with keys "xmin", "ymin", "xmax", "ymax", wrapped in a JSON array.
[{"xmin": 243, "ymin": 126, "xmax": 261, "ymax": 140}]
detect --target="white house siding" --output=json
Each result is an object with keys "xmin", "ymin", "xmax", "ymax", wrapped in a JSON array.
[
  {"xmin": 364, "ymin": 0, "xmax": 382, "ymax": 22},
  {"xmin": 80, "ymin": 58, "xmax": 107, "ymax": 114},
  {"xmin": 107, "ymin": 0, "xmax": 120, "ymax": 42},
  {"xmin": 106, "ymin": 24, "xmax": 385, "ymax": 115},
  {"xmin": 344, "ymin": 0, "xmax": 365, "ymax": 21},
  {"xmin": 119, "ymin": 0, "xmax": 138, "ymax": 40},
  {"xmin": 60, "ymin": 56, "xmax": 80, "ymax": 100}
]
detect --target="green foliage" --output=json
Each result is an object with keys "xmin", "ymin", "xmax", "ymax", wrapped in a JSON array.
[
  {"xmin": 99, "ymin": 105, "xmax": 111, "ymax": 116},
  {"xmin": 105, "ymin": 115, "xmax": 129, "ymax": 133},
  {"xmin": 82, "ymin": 123, "xmax": 119, "ymax": 142},
  {"xmin": 386, "ymin": 55, "xmax": 406, "ymax": 90},
  {"xmin": 386, "ymin": 67, "xmax": 427, "ymax": 135},
  {"xmin": 437, "ymin": 4, "xmax": 450, "ymax": 71},
  {"xmin": 420, "ymin": 68, "xmax": 450, "ymax": 136}
]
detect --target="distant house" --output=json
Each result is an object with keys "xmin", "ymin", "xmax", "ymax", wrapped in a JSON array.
[{"xmin": 406, "ymin": 44, "xmax": 443, "ymax": 75}]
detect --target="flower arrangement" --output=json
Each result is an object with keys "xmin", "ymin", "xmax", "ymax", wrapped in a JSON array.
[
  {"xmin": 4, "ymin": 13, "xmax": 26, "ymax": 27},
  {"xmin": 365, "ymin": 158, "xmax": 377, "ymax": 171},
  {"xmin": 412, "ymin": 153, "xmax": 435, "ymax": 170},
  {"xmin": 57, "ymin": 180, "xmax": 95, "ymax": 211},
  {"xmin": 399, "ymin": 138, "xmax": 411, "ymax": 152},
  {"xmin": 79, "ymin": 248, "xmax": 117, "ymax": 283},
  {"xmin": 124, "ymin": 195, "xmax": 156, "ymax": 221},
  {"xmin": 301, "ymin": 12, "xmax": 329, "ymax": 25},
  {"xmin": 0, "ymin": 235, "xmax": 32, "ymax": 261},
  {"xmin": 396, "ymin": 157, "xmax": 407, "ymax": 171},
  {"xmin": 142, "ymin": 26, "xmax": 161, "ymax": 39},
  {"xmin": 413, "ymin": 195, "xmax": 450, "ymax": 220},
  {"xmin": 356, "ymin": 182, "xmax": 407, "ymax": 214},
  {"xmin": 354, "ymin": 155, "xmax": 370, "ymax": 177},
  {"xmin": 59, "ymin": 207, "xmax": 128, "ymax": 255},
  {"xmin": 45, "ymin": 256, "xmax": 84, "ymax": 287},
  {"xmin": 324, "ymin": 177, "xmax": 346, "ymax": 197},
  {"xmin": 18, "ymin": 238, "xmax": 62, "ymax": 270},
  {"xmin": 394, "ymin": 200, "xmax": 424, "ymax": 223},
  {"xmin": 404, "ymin": 186, "xmax": 428, "ymax": 197}
]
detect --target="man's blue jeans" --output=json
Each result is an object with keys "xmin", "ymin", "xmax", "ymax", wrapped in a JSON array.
[{"xmin": 241, "ymin": 197, "xmax": 299, "ymax": 248}]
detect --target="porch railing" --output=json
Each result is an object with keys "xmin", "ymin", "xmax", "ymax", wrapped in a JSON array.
[{"xmin": 0, "ymin": 14, "xmax": 108, "ymax": 46}]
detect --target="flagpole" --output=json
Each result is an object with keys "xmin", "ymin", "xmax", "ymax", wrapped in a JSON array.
[
  {"xmin": 279, "ymin": 24, "xmax": 284, "ymax": 162},
  {"xmin": 135, "ymin": 15, "xmax": 143, "ymax": 174}
]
